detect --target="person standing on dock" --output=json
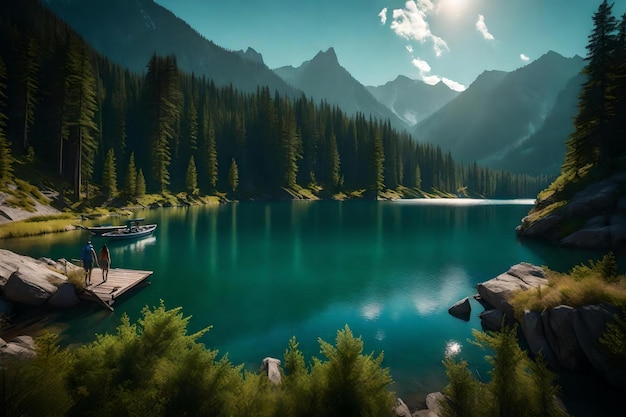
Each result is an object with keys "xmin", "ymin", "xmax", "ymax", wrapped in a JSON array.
[
  {"xmin": 80, "ymin": 240, "xmax": 98, "ymax": 286},
  {"xmin": 98, "ymin": 244, "xmax": 111, "ymax": 282}
]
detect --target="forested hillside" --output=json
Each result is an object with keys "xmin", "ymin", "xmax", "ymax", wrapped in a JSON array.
[
  {"xmin": 517, "ymin": 1, "xmax": 626, "ymax": 245},
  {"xmin": 0, "ymin": 0, "xmax": 549, "ymax": 202}
]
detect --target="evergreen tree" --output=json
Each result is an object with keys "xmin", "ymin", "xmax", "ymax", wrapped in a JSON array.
[
  {"xmin": 368, "ymin": 129, "xmax": 385, "ymax": 198},
  {"xmin": 124, "ymin": 151, "xmax": 137, "ymax": 199},
  {"xmin": 17, "ymin": 36, "xmax": 39, "ymax": 152},
  {"xmin": 414, "ymin": 163, "xmax": 422, "ymax": 190},
  {"xmin": 65, "ymin": 36, "xmax": 99, "ymax": 199},
  {"xmin": 185, "ymin": 155, "xmax": 198, "ymax": 195},
  {"xmin": 279, "ymin": 104, "xmax": 301, "ymax": 189},
  {"xmin": 563, "ymin": 0, "xmax": 618, "ymax": 175},
  {"xmin": 442, "ymin": 326, "xmax": 566, "ymax": 417},
  {"xmin": 327, "ymin": 132, "xmax": 341, "ymax": 190},
  {"xmin": 136, "ymin": 168, "xmax": 146, "ymax": 197},
  {"xmin": 228, "ymin": 158, "xmax": 239, "ymax": 194},
  {"xmin": 101, "ymin": 148, "xmax": 117, "ymax": 199},
  {"xmin": 143, "ymin": 54, "xmax": 182, "ymax": 193},
  {"xmin": 206, "ymin": 114, "xmax": 218, "ymax": 192},
  {"xmin": 0, "ymin": 57, "xmax": 12, "ymax": 187}
]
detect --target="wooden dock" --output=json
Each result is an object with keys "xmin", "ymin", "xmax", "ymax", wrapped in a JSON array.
[{"xmin": 79, "ymin": 268, "xmax": 153, "ymax": 311}]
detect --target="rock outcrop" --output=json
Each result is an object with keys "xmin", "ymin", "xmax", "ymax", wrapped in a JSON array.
[
  {"xmin": 477, "ymin": 262, "xmax": 626, "ymax": 390},
  {"xmin": 0, "ymin": 249, "xmax": 78, "ymax": 309},
  {"xmin": 516, "ymin": 173, "xmax": 626, "ymax": 249},
  {"xmin": 0, "ymin": 335, "xmax": 36, "ymax": 360},
  {"xmin": 476, "ymin": 262, "xmax": 547, "ymax": 321}
]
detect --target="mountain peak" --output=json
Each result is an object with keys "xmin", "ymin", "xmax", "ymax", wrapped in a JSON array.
[
  {"xmin": 237, "ymin": 47, "xmax": 264, "ymax": 65},
  {"xmin": 312, "ymin": 47, "xmax": 338, "ymax": 65}
]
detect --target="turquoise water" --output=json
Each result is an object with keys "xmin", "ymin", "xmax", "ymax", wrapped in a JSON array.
[{"xmin": 0, "ymin": 200, "xmax": 617, "ymax": 410}]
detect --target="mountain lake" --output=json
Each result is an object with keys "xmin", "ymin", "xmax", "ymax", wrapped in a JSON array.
[{"xmin": 1, "ymin": 199, "xmax": 623, "ymax": 415}]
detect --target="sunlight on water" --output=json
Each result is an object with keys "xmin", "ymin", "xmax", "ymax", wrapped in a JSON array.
[
  {"xmin": 361, "ymin": 302, "xmax": 382, "ymax": 321},
  {"xmin": 445, "ymin": 340, "xmax": 462, "ymax": 357},
  {"xmin": 393, "ymin": 198, "xmax": 535, "ymax": 206}
]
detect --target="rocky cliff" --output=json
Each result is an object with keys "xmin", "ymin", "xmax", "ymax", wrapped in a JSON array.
[{"xmin": 516, "ymin": 173, "xmax": 626, "ymax": 249}]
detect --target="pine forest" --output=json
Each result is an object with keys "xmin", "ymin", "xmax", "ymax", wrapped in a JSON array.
[{"xmin": 0, "ymin": 0, "xmax": 550, "ymax": 202}]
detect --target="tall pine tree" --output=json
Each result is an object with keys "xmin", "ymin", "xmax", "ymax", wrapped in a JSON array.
[
  {"xmin": 0, "ymin": 57, "xmax": 12, "ymax": 186},
  {"xmin": 143, "ymin": 54, "xmax": 182, "ymax": 193},
  {"xmin": 563, "ymin": 0, "xmax": 618, "ymax": 175},
  {"xmin": 65, "ymin": 36, "xmax": 99, "ymax": 199}
]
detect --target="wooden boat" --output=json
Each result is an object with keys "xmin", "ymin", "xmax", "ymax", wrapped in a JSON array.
[
  {"xmin": 82, "ymin": 224, "xmax": 127, "ymax": 235},
  {"xmin": 101, "ymin": 219, "xmax": 157, "ymax": 240}
]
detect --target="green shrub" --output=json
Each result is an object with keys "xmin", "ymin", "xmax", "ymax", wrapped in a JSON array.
[
  {"xmin": 441, "ymin": 326, "xmax": 567, "ymax": 417},
  {"xmin": 599, "ymin": 310, "xmax": 626, "ymax": 368},
  {"xmin": 0, "ymin": 332, "xmax": 72, "ymax": 417}
]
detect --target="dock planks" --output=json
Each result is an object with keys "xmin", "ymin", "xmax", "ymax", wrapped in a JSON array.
[{"xmin": 79, "ymin": 268, "xmax": 153, "ymax": 311}]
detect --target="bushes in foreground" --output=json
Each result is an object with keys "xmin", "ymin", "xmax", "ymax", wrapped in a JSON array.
[
  {"xmin": 441, "ymin": 326, "xmax": 568, "ymax": 417},
  {"xmin": 0, "ymin": 301, "xmax": 396, "ymax": 417}
]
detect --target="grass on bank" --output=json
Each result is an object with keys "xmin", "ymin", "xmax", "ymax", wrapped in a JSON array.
[
  {"xmin": 510, "ymin": 253, "xmax": 626, "ymax": 320},
  {"xmin": 0, "ymin": 213, "xmax": 79, "ymax": 239}
]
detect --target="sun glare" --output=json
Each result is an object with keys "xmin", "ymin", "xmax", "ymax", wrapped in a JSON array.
[{"xmin": 438, "ymin": 0, "xmax": 470, "ymax": 16}]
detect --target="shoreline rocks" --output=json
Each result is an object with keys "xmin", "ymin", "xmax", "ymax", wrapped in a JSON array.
[
  {"xmin": 0, "ymin": 249, "xmax": 81, "ymax": 318},
  {"xmin": 516, "ymin": 173, "xmax": 626, "ymax": 249},
  {"xmin": 474, "ymin": 262, "xmax": 626, "ymax": 390}
]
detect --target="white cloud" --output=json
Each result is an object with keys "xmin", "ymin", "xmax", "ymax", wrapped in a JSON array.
[
  {"xmin": 442, "ymin": 77, "xmax": 467, "ymax": 92},
  {"xmin": 411, "ymin": 57, "xmax": 466, "ymax": 91},
  {"xmin": 476, "ymin": 14, "xmax": 495, "ymax": 40},
  {"xmin": 406, "ymin": 45, "xmax": 414, "ymax": 53},
  {"xmin": 390, "ymin": 1, "xmax": 449, "ymax": 56},
  {"xmin": 378, "ymin": 8, "xmax": 388, "ymax": 25},
  {"xmin": 520, "ymin": 53, "xmax": 530, "ymax": 62},
  {"xmin": 422, "ymin": 74, "xmax": 441, "ymax": 85},
  {"xmin": 412, "ymin": 57, "xmax": 432, "ymax": 73}
]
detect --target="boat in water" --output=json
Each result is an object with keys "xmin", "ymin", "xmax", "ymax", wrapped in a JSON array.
[
  {"xmin": 79, "ymin": 224, "xmax": 128, "ymax": 236},
  {"xmin": 101, "ymin": 218, "xmax": 157, "ymax": 240}
]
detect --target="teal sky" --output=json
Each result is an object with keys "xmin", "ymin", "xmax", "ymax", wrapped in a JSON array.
[{"xmin": 154, "ymin": 0, "xmax": 626, "ymax": 91}]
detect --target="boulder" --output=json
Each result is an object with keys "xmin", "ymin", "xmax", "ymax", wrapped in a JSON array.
[
  {"xmin": 479, "ymin": 309, "xmax": 505, "ymax": 332},
  {"xmin": 0, "ymin": 249, "xmax": 67, "ymax": 285},
  {"xmin": 543, "ymin": 306, "xmax": 588, "ymax": 370},
  {"xmin": 262, "ymin": 357, "xmax": 282, "ymax": 385},
  {"xmin": 0, "ymin": 249, "xmax": 69, "ymax": 306},
  {"xmin": 425, "ymin": 392, "xmax": 444, "ymax": 416},
  {"xmin": 47, "ymin": 282, "xmax": 80, "ymax": 308},
  {"xmin": 0, "ymin": 335, "xmax": 36, "ymax": 360},
  {"xmin": 448, "ymin": 297, "xmax": 471, "ymax": 321},
  {"xmin": 520, "ymin": 309, "xmax": 558, "ymax": 368},
  {"xmin": 393, "ymin": 398, "xmax": 412, "ymax": 417},
  {"xmin": 3, "ymin": 269, "xmax": 59, "ymax": 306},
  {"xmin": 476, "ymin": 263, "xmax": 547, "ymax": 319}
]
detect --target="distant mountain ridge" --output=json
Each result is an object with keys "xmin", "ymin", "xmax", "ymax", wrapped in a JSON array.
[
  {"xmin": 366, "ymin": 75, "xmax": 460, "ymax": 126},
  {"xmin": 412, "ymin": 51, "xmax": 585, "ymax": 174},
  {"xmin": 273, "ymin": 48, "xmax": 407, "ymax": 131},
  {"xmin": 43, "ymin": 0, "xmax": 299, "ymax": 96}
]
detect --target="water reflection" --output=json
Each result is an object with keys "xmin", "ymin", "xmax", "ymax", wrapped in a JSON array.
[
  {"xmin": 3, "ymin": 200, "xmax": 613, "ymax": 409},
  {"xmin": 361, "ymin": 302, "xmax": 382, "ymax": 321}
]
